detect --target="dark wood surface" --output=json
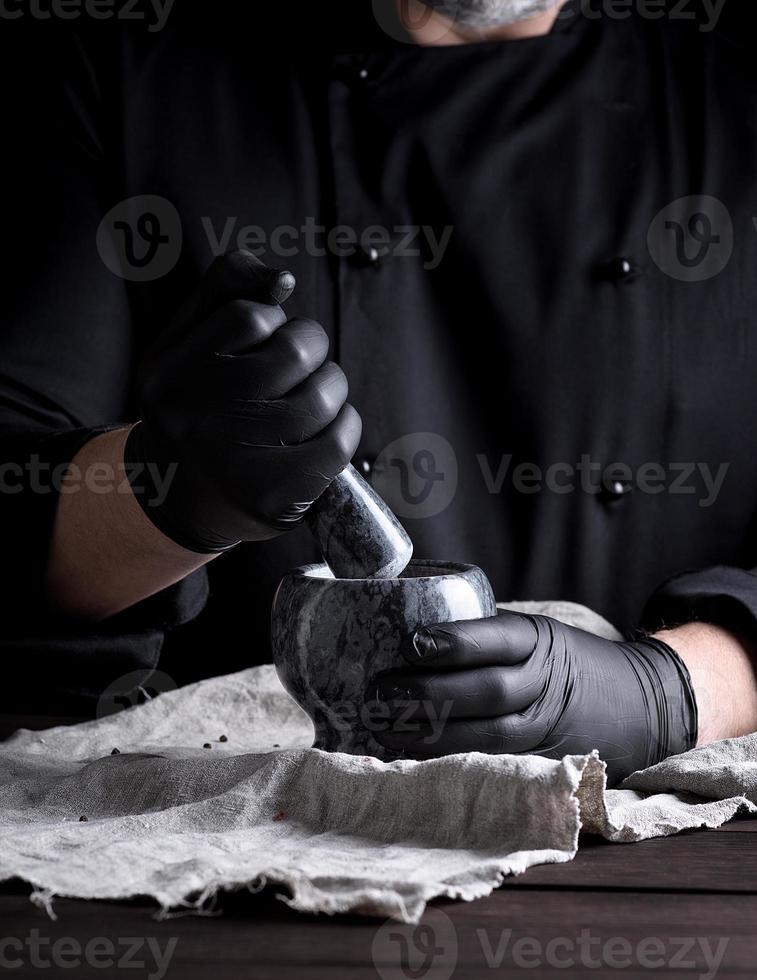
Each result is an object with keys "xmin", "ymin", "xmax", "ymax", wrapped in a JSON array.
[{"xmin": 1, "ymin": 714, "xmax": 756, "ymax": 979}]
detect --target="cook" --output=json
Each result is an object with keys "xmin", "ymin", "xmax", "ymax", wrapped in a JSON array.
[{"xmin": 1, "ymin": 0, "xmax": 755, "ymax": 782}]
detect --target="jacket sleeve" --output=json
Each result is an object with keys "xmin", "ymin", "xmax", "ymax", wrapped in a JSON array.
[
  {"xmin": 0, "ymin": 27, "xmax": 207, "ymax": 712},
  {"xmin": 641, "ymin": 566, "xmax": 757, "ymax": 643}
]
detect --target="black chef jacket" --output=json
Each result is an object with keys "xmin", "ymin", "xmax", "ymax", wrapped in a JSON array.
[{"xmin": 2, "ymin": 0, "xmax": 756, "ymax": 711}]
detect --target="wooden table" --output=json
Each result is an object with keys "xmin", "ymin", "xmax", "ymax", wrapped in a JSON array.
[{"xmin": 2, "ymin": 715, "xmax": 756, "ymax": 979}]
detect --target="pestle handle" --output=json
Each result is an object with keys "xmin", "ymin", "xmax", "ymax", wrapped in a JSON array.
[{"xmin": 305, "ymin": 464, "xmax": 413, "ymax": 579}]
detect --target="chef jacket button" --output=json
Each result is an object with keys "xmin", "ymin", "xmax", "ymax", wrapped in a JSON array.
[
  {"xmin": 600, "ymin": 478, "xmax": 633, "ymax": 503},
  {"xmin": 606, "ymin": 257, "xmax": 636, "ymax": 281},
  {"xmin": 354, "ymin": 61, "xmax": 372, "ymax": 88},
  {"xmin": 353, "ymin": 244, "xmax": 382, "ymax": 267},
  {"xmin": 357, "ymin": 456, "xmax": 375, "ymax": 479}
]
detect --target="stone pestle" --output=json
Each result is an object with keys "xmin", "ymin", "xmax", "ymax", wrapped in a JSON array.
[{"xmin": 304, "ymin": 464, "xmax": 413, "ymax": 579}]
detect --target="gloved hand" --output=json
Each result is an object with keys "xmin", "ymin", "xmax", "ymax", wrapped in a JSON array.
[
  {"xmin": 367, "ymin": 611, "xmax": 699, "ymax": 785},
  {"xmin": 124, "ymin": 250, "xmax": 362, "ymax": 553}
]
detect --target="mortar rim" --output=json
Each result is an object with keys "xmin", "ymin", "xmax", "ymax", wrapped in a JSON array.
[{"xmin": 283, "ymin": 558, "xmax": 487, "ymax": 584}]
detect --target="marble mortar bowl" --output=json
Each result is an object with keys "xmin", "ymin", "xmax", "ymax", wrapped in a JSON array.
[{"xmin": 271, "ymin": 559, "xmax": 497, "ymax": 758}]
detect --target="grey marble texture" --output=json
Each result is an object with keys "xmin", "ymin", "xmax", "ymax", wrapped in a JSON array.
[
  {"xmin": 271, "ymin": 560, "xmax": 497, "ymax": 758},
  {"xmin": 304, "ymin": 464, "xmax": 413, "ymax": 579}
]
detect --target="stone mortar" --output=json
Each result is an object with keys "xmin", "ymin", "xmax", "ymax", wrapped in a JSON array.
[{"xmin": 271, "ymin": 559, "xmax": 497, "ymax": 758}]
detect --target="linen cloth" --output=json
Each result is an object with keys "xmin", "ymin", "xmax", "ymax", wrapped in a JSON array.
[{"xmin": 1, "ymin": 602, "xmax": 755, "ymax": 923}]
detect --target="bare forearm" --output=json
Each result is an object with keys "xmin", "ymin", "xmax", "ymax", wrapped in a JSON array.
[
  {"xmin": 44, "ymin": 427, "xmax": 215, "ymax": 621},
  {"xmin": 654, "ymin": 622, "xmax": 757, "ymax": 745}
]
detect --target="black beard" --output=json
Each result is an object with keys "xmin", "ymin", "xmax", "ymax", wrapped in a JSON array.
[{"xmin": 416, "ymin": 0, "xmax": 560, "ymax": 28}]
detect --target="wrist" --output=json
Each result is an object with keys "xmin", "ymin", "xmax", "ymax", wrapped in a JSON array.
[
  {"xmin": 652, "ymin": 622, "xmax": 757, "ymax": 745},
  {"xmin": 45, "ymin": 427, "xmax": 215, "ymax": 620}
]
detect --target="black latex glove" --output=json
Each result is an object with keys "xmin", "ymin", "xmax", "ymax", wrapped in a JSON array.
[
  {"xmin": 124, "ymin": 250, "xmax": 362, "ymax": 553},
  {"xmin": 367, "ymin": 611, "xmax": 698, "ymax": 786}
]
